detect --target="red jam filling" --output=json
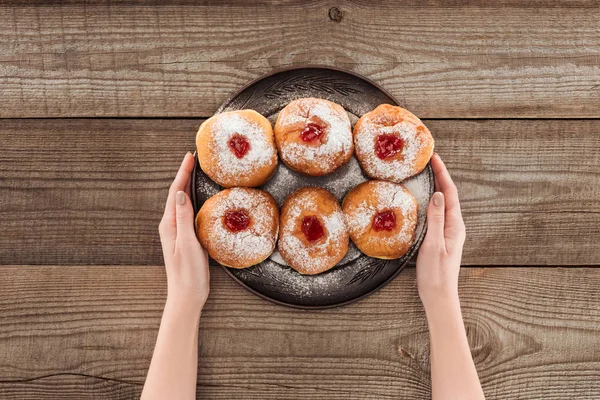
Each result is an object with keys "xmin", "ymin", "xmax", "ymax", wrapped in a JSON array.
[
  {"xmin": 300, "ymin": 123, "xmax": 325, "ymax": 143},
  {"xmin": 301, "ymin": 215, "xmax": 325, "ymax": 242},
  {"xmin": 224, "ymin": 210, "xmax": 250, "ymax": 232},
  {"xmin": 374, "ymin": 134, "xmax": 404, "ymax": 159},
  {"xmin": 228, "ymin": 134, "xmax": 250, "ymax": 158},
  {"xmin": 372, "ymin": 210, "xmax": 396, "ymax": 231}
]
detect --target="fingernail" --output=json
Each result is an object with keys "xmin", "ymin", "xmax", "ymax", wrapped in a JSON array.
[
  {"xmin": 432, "ymin": 192, "xmax": 443, "ymax": 207},
  {"xmin": 176, "ymin": 191, "xmax": 186, "ymax": 206}
]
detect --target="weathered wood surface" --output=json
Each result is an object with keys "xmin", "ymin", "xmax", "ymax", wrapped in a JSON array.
[
  {"xmin": 1, "ymin": 1, "xmax": 599, "ymax": 118},
  {"xmin": 1, "ymin": 2, "xmax": 599, "ymax": 399},
  {"xmin": 1, "ymin": 118, "xmax": 598, "ymax": 266},
  {"xmin": 0, "ymin": 266, "xmax": 598, "ymax": 399}
]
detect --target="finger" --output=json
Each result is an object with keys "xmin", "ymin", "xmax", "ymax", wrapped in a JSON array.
[
  {"xmin": 185, "ymin": 171, "xmax": 192, "ymax": 198},
  {"xmin": 162, "ymin": 152, "xmax": 195, "ymax": 230},
  {"xmin": 430, "ymin": 154, "xmax": 465, "ymax": 244},
  {"xmin": 431, "ymin": 153, "xmax": 462, "ymax": 218},
  {"xmin": 175, "ymin": 190, "xmax": 197, "ymax": 241},
  {"xmin": 183, "ymin": 153, "xmax": 195, "ymax": 198},
  {"xmin": 184, "ymin": 152, "xmax": 195, "ymax": 198},
  {"xmin": 432, "ymin": 160, "xmax": 440, "ymax": 192},
  {"xmin": 430, "ymin": 154, "xmax": 460, "ymax": 212},
  {"xmin": 424, "ymin": 192, "xmax": 446, "ymax": 251},
  {"xmin": 159, "ymin": 152, "xmax": 195, "ymax": 254},
  {"xmin": 164, "ymin": 152, "xmax": 195, "ymax": 216}
]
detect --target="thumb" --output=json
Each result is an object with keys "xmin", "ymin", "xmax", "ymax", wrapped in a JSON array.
[
  {"xmin": 175, "ymin": 190, "xmax": 197, "ymax": 240},
  {"xmin": 424, "ymin": 192, "xmax": 445, "ymax": 248}
]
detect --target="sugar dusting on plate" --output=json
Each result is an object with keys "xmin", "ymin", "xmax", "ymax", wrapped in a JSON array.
[{"xmin": 262, "ymin": 156, "xmax": 367, "ymax": 206}]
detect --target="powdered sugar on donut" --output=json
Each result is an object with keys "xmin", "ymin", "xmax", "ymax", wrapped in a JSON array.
[
  {"xmin": 355, "ymin": 116, "xmax": 428, "ymax": 182},
  {"xmin": 346, "ymin": 182, "xmax": 417, "ymax": 247},
  {"xmin": 210, "ymin": 113, "xmax": 276, "ymax": 183},
  {"xmin": 279, "ymin": 190, "xmax": 348, "ymax": 274},
  {"xmin": 207, "ymin": 188, "xmax": 277, "ymax": 264},
  {"xmin": 277, "ymin": 98, "xmax": 353, "ymax": 172},
  {"xmin": 280, "ymin": 210, "xmax": 347, "ymax": 274}
]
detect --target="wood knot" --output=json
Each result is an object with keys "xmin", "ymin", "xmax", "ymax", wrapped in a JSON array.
[
  {"xmin": 398, "ymin": 347, "xmax": 414, "ymax": 359},
  {"xmin": 328, "ymin": 7, "xmax": 343, "ymax": 22}
]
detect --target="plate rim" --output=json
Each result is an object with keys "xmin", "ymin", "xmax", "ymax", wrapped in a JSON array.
[
  {"xmin": 216, "ymin": 64, "xmax": 401, "ymax": 114},
  {"xmin": 192, "ymin": 65, "xmax": 431, "ymax": 309}
]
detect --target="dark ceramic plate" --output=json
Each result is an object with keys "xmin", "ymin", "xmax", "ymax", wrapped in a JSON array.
[{"xmin": 191, "ymin": 66, "xmax": 433, "ymax": 309}]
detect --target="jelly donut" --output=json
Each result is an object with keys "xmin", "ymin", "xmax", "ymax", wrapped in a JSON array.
[
  {"xmin": 274, "ymin": 98, "xmax": 353, "ymax": 176},
  {"xmin": 278, "ymin": 187, "xmax": 349, "ymax": 275},
  {"xmin": 353, "ymin": 104, "xmax": 434, "ymax": 183},
  {"xmin": 196, "ymin": 188, "xmax": 279, "ymax": 269},
  {"xmin": 196, "ymin": 110, "xmax": 278, "ymax": 187},
  {"xmin": 343, "ymin": 180, "xmax": 418, "ymax": 259}
]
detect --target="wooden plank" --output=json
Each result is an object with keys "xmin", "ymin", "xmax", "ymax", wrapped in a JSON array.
[
  {"xmin": 0, "ymin": 265, "xmax": 598, "ymax": 399},
  {"xmin": 429, "ymin": 119, "xmax": 600, "ymax": 265},
  {"xmin": 1, "ymin": 118, "xmax": 599, "ymax": 266},
  {"xmin": 0, "ymin": 1, "xmax": 599, "ymax": 118},
  {"xmin": 0, "ymin": 119, "xmax": 194, "ymax": 266}
]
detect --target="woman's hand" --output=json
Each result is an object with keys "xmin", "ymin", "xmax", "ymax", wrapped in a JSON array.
[
  {"xmin": 142, "ymin": 152, "xmax": 210, "ymax": 400},
  {"xmin": 158, "ymin": 152, "xmax": 210, "ymax": 313},
  {"xmin": 416, "ymin": 153, "xmax": 466, "ymax": 312},
  {"xmin": 416, "ymin": 154, "xmax": 485, "ymax": 400}
]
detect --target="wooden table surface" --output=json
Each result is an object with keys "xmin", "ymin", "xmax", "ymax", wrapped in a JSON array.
[{"xmin": 1, "ymin": 1, "xmax": 599, "ymax": 399}]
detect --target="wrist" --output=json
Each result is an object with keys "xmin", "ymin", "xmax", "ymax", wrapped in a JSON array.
[
  {"xmin": 164, "ymin": 294, "xmax": 204, "ymax": 321},
  {"xmin": 422, "ymin": 293, "xmax": 461, "ymax": 324}
]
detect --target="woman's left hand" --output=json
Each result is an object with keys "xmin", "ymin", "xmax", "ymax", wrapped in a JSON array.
[
  {"xmin": 158, "ymin": 152, "xmax": 210, "ymax": 312},
  {"xmin": 142, "ymin": 152, "xmax": 209, "ymax": 400}
]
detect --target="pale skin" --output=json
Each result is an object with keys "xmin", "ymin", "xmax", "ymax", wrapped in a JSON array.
[
  {"xmin": 417, "ymin": 154, "xmax": 486, "ymax": 400},
  {"xmin": 141, "ymin": 152, "xmax": 484, "ymax": 400}
]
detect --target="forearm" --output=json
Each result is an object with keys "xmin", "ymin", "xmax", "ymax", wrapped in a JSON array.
[
  {"xmin": 425, "ymin": 297, "xmax": 485, "ymax": 400},
  {"xmin": 141, "ymin": 297, "xmax": 201, "ymax": 400}
]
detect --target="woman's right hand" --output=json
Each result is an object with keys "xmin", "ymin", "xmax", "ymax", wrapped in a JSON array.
[
  {"xmin": 416, "ymin": 153, "xmax": 466, "ymax": 312},
  {"xmin": 416, "ymin": 154, "xmax": 485, "ymax": 400}
]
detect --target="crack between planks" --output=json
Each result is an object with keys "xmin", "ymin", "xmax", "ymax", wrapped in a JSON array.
[{"xmin": 0, "ymin": 372, "xmax": 143, "ymax": 386}]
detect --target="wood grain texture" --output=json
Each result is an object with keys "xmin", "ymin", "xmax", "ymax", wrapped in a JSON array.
[
  {"xmin": 1, "ymin": 118, "xmax": 599, "ymax": 266},
  {"xmin": 0, "ymin": 1, "xmax": 599, "ymax": 118},
  {"xmin": 429, "ymin": 119, "xmax": 600, "ymax": 265},
  {"xmin": 0, "ymin": 265, "xmax": 598, "ymax": 399}
]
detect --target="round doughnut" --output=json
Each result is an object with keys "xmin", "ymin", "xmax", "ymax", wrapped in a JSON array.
[
  {"xmin": 195, "ymin": 188, "xmax": 279, "ymax": 269},
  {"xmin": 354, "ymin": 104, "xmax": 434, "ymax": 183},
  {"xmin": 278, "ymin": 187, "xmax": 349, "ymax": 275},
  {"xmin": 196, "ymin": 109, "xmax": 278, "ymax": 187},
  {"xmin": 274, "ymin": 98, "xmax": 353, "ymax": 176},
  {"xmin": 342, "ymin": 180, "xmax": 418, "ymax": 259}
]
